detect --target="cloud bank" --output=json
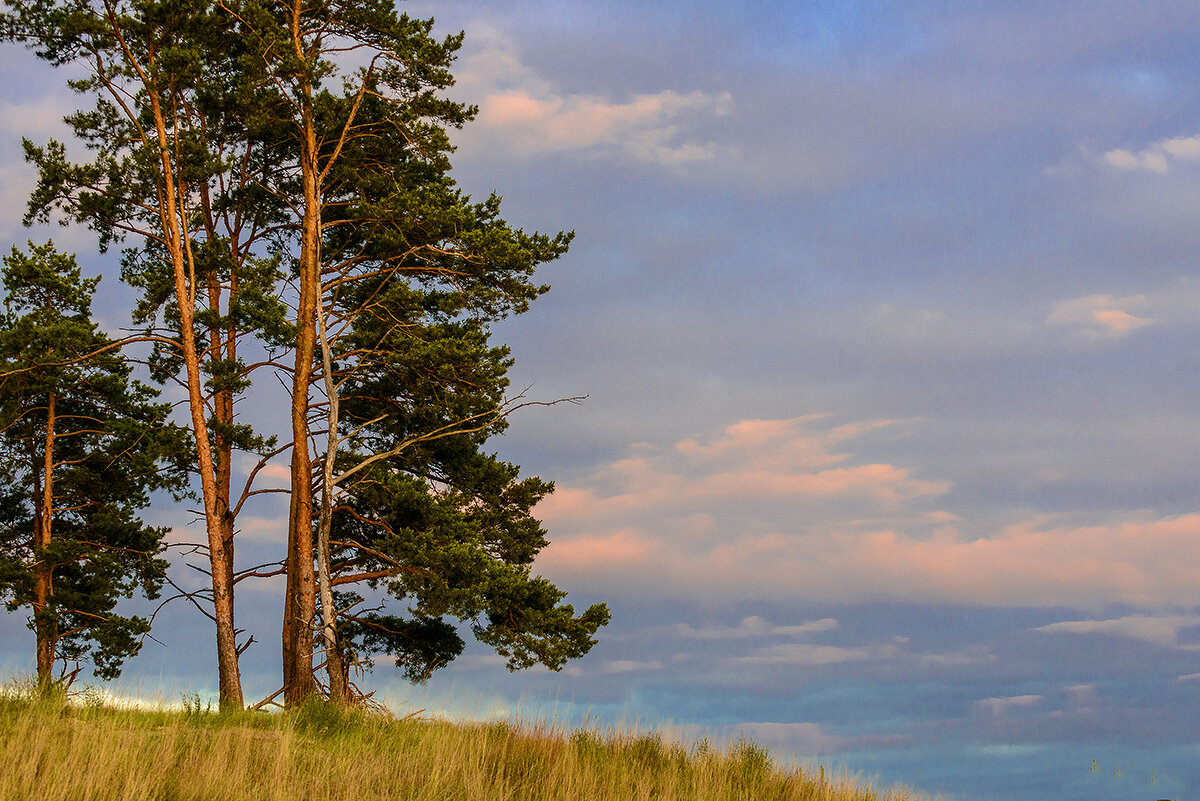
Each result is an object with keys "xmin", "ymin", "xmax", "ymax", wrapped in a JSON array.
[{"xmin": 535, "ymin": 416, "xmax": 1200, "ymax": 608}]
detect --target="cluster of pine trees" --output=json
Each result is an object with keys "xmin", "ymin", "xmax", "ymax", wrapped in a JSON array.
[{"xmin": 0, "ymin": 0, "xmax": 609, "ymax": 710}]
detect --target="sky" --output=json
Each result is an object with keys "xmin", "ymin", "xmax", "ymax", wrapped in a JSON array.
[{"xmin": 3, "ymin": 1, "xmax": 1200, "ymax": 799}]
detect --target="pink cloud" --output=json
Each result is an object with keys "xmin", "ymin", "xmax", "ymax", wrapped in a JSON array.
[
  {"xmin": 533, "ymin": 417, "xmax": 1200, "ymax": 609},
  {"xmin": 552, "ymin": 514, "xmax": 1200, "ymax": 607},
  {"xmin": 536, "ymin": 529, "xmax": 655, "ymax": 573},
  {"xmin": 537, "ymin": 417, "xmax": 941, "ymax": 529},
  {"xmin": 1048, "ymin": 294, "xmax": 1154, "ymax": 338},
  {"xmin": 469, "ymin": 78, "xmax": 728, "ymax": 165},
  {"xmin": 482, "ymin": 92, "xmax": 559, "ymax": 125},
  {"xmin": 691, "ymin": 464, "xmax": 948, "ymax": 502},
  {"xmin": 816, "ymin": 516, "xmax": 1200, "ymax": 606},
  {"xmin": 1090, "ymin": 308, "xmax": 1150, "ymax": 333},
  {"xmin": 675, "ymin": 416, "xmax": 903, "ymax": 473},
  {"xmin": 676, "ymin": 415, "xmax": 830, "ymax": 459},
  {"xmin": 450, "ymin": 25, "xmax": 730, "ymax": 167}
]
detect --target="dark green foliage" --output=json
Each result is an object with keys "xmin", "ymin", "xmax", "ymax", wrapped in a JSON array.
[
  {"xmin": 0, "ymin": 241, "xmax": 188, "ymax": 679},
  {"xmin": 323, "ymin": 226, "xmax": 607, "ymax": 679},
  {"xmin": 329, "ymin": 443, "xmax": 609, "ymax": 681}
]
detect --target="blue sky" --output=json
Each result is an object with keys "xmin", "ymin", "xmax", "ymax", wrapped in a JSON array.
[{"xmin": 4, "ymin": 1, "xmax": 1200, "ymax": 798}]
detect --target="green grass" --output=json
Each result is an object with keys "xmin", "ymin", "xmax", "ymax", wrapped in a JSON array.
[{"xmin": 0, "ymin": 683, "xmax": 927, "ymax": 801}]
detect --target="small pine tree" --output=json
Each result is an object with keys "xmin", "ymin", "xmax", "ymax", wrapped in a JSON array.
[{"xmin": 0, "ymin": 241, "xmax": 188, "ymax": 685}]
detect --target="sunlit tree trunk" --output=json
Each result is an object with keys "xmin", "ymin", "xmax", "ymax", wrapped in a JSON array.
[
  {"xmin": 282, "ymin": 45, "xmax": 319, "ymax": 704},
  {"xmin": 33, "ymin": 391, "xmax": 55, "ymax": 685},
  {"xmin": 148, "ymin": 90, "xmax": 244, "ymax": 711}
]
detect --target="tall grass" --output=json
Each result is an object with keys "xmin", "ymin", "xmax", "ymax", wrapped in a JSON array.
[{"xmin": 0, "ymin": 684, "xmax": 925, "ymax": 801}]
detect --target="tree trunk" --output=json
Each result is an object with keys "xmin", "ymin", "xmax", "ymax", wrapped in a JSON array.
[
  {"xmin": 33, "ymin": 391, "xmax": 55, "ymax": 686},
  {"xmin": 316, "ymin": 288, "xmax": 347, "ymax": 704},
  {"xmin": 208, "ymin": 275, "xmax": 238, "ymax": 635},
  {"xmin": 148, "ymin": 90, "xmax": 244, "ymax": 710},
  {"xmin": 282, "ymin": 85, "xmax": 320, "ymax": 707}
]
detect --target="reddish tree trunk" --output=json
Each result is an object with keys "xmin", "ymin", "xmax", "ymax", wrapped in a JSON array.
[
  {"xmin": 33, "ymin": 391, "xmax": 56, "ymax": 685},
  {"xmin": 282, "ymin": 75, "xmax": 320, "ymax": 706},
  {"xmin": 148, "ymin": 89, "xmax": 244, "ymax": 710}
]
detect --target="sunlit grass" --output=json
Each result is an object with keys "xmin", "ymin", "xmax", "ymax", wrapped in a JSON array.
[{"xmin": 0, "ymin": 681, "xmax": 927, "ymax": 801}]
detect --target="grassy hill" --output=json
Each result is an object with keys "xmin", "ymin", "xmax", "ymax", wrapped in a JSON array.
[{"xmin": 0, "ymin": 684, "xmax": 926, "ymax": 800}]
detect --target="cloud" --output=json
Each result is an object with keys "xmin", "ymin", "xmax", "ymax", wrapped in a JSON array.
[
  {"xmin": 451, "ymin": 24, "xmax": 730, "ymax": 167},
  {"xmin": 0, "ymin": 96, "xmax": 71, "ymax": 141},
  {"xmin": 245, "ymin": 461, "xmax": 292, "ymax": 487},
  {"xmin": 1047, "ymin": 293, "xmax": 1154, "ymax": 338},
  {"xmin": 477, "ymin": 88, "xmax": 730, "ymax": 165},
  {"xmin": 1045, "ymin": 281, "xmax": 1200, "ymax": 346},
  {"xmin": 733, "ymin": 642, "xmax": 897, "ymax": 667},
  {"xmin": 564, "ymin": 659, "xmax": 664, "ymax": 677},
  {"xmin": 534, "ymin": 417, "xmax": 1200, "ymax": 608},
  {"xmin": 1100, "ymin": 134, "xmax": 1200, "ymax": 174},
  {"xmin": 672, "ymin": 616, "xmax": 839, "ymax": 640},
  {"xmin": 730, "ymin": 721, "xmax": 850, "ymax": 755},
  {"xmin": 914, "ymin": 646, "xmax": 997, "ymax": 668},
  {"xmin": 1032, "ymin": 614, "xmax": 1200, "ymax": 647},
  {"xmin": 975, "ymin": 695, "xmax": 1043, "ymax": 717},
  {"xmin": 830, "ymin": 516, "xmax": 1200, "ymax": 607},
  {"xmin": 448, "ymin": 654, "xmax": 509, "ymax": 671},
  {"xmin": 0, "ymin": 163, "xmax": 36, "ymax": 243},
  {"xmin": 536, "ymin": 416, "xmax": 945, "ymax": 523},
  {"xmin": 0, "ymin": 89, "xmax": 105, "ymax": 244}
]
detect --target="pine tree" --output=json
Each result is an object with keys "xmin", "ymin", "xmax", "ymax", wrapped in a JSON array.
[
  {"xmin": 0, "ymin": 241, "xmax": 188, "ymax": 687},
  {"xmin": 221, "ymin": 0, "xmax": 606, "ymax": 704}
]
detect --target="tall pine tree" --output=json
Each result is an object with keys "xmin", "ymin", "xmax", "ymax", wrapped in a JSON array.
[{"xmin": 224, "ymin": 0, "xmax": 607, "ymax": 704}]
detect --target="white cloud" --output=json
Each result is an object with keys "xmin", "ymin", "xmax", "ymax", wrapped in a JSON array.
[
  {"xmin": 914, "ymin": 646, "xmax": 996, "ymax": 668},
  {"xmin": 672, "ymin": 616, "xmax": 839, "ymax": 640},
  {"xmin": 1100, "ymin": 134, "xmax": 1200, "ymax": 174},
  {"xmin": 974, "ymin": 695, "xmax": 1043, "ymax": 716},
  {"xmin": 667, "ymin": 720, "xmax": 910, "ymax": 756},
  {"xmin": 564, "ymin": 659, "xmax": 665, "ymax": 677},
  {"xmin": 448, "ymin": 654, "xmax": 509, "ymax": 671},
  {"xmin": 1032, "ymin": 614, "xmax": 1200, "ymax": 647},
  {"xmin": 733, "ymin": 642, "xmax": 898, "ymax": 666},
  {"xmin": 731, "ymin": 721, "xmax": 849, "ymax": 754},
  {"xmin": 0, "ymin": 91, "xmax": 92, "ymax": 244}
]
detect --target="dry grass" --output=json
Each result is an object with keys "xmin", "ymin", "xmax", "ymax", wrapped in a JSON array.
[{"xmin": 0, "ymin": 685, "xmax": 926, "ymax": 801}]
